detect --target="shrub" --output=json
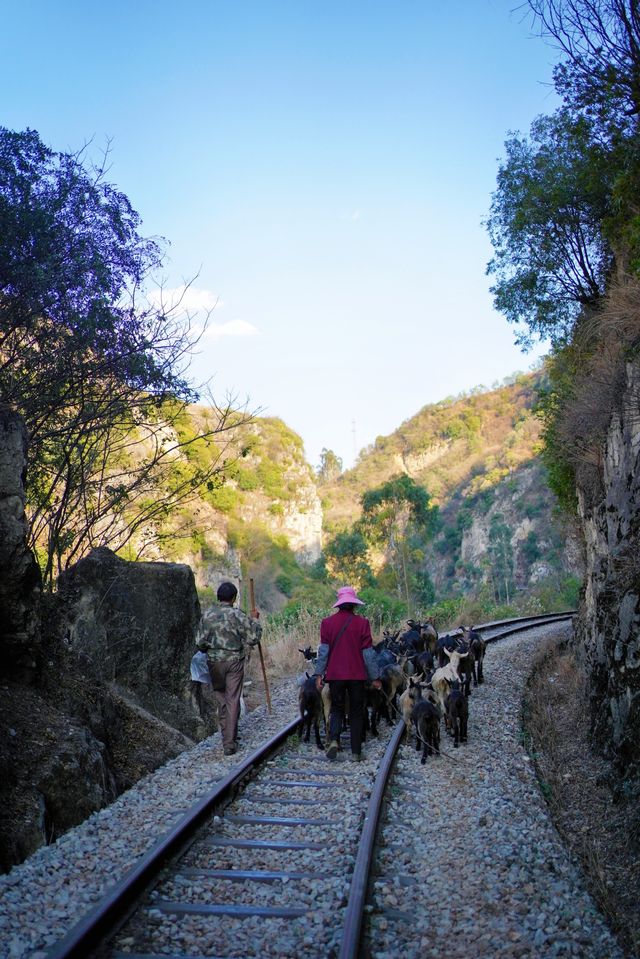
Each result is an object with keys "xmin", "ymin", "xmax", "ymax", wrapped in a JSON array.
[
  {"xmin": 275, "ymin": 573, "xmax": 293, "ymax": 597},
  {"xmin": 204, "ymin": 485, "xmax": 240, "ymax": 513}
]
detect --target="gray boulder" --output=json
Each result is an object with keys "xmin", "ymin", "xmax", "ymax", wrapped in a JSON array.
[{"xmin": 55, "ymin": 547, "xmax": 202, "ymax": 735}]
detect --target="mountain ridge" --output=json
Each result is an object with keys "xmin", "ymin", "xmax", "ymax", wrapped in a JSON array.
[{"xmin": 145, "ymin": 368, "xmax": 581, "ymax": 616}]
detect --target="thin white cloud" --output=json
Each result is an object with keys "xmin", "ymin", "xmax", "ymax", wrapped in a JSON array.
[
  {"xmin": 205, "ymin": 319, "xmax": 259, "ymax": 339},
  {"xmin": 148, "ymin": 285, "xmax": 223, "ymax": 314},
  {"xmin": 340, "ymin": 209, "xmax": 361, "ymax": 221}
]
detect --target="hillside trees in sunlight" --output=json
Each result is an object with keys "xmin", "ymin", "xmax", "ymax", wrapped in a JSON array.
[
  {"xmin": 486, "ymin": 109, "xmax": 613, "ymax": 346},
  {"xmin": 325, "ymin": 474, "xmax": 439, "ymax": 610},
  {"xmin": 323, "ymin": 528, "xmax": 374, "ymax": 589},
  {"xmin": 486, "ymin": 514, "xmax": 515, "ymax": 605},
  {"xmin": 0, "ymin": 127, "xmax": 253, "ymax": 586},
  {"xmin": 488, "ymin": 0, "xmax": 640, "ymax": 510},
  {"xmin": 316, "ymin": 448, "xmax": 343, "ymax": 483},
  {"xmin": 489, "ymin": 1, "xmax": 640, "ymax": 350}
]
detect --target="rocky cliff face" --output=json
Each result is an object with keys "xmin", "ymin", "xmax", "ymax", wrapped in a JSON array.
[
  {"xmin": 576, "ymin": 359, "xmax": 640, "ymax": 779},
  {"xmin": 459, "ymin": 465, "xmax": 581, "ymax": 585},
  {"xmin": 234, "ymin": 456, "xmax": 323, "ymax": 565},
  {"xmin": 425, "ymin": 460, "xmax": 582, "ymax": 601},
  {"xmin": 0, "ymin": 441, "xmax": 203, "ymax": 873},
  {"xmin": 0, "ymin": 406, "xmax": 41, "ymax": 677},
  {"xmin": 270, "ymin": 488, "xmax": 323, "ymax": 565},
  {"xmin": 392, "ymin": 440, "xmax": 452, "ymax": 476}
]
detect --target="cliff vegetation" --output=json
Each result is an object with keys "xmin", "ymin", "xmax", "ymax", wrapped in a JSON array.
[{"xmin": 487, "ymin": 0, "xmax": 640, "ymax": 794}]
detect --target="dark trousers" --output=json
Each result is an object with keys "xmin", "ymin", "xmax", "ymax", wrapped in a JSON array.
[
  {"xmin": 209, "ymin": 657, "xmax": 245, "ymax": 750},
  {"xmin": 191, "ymin": 680, "xmax": 209, "ymax": 719},
  {"xmin": 328, "ymin": 679, "xmax": 366, "ymax": 756}
]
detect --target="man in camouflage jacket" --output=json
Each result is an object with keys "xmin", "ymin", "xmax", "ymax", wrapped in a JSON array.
[{"xmin": 197, "ymin": 581, "xmax": 262, "ymax": 755}]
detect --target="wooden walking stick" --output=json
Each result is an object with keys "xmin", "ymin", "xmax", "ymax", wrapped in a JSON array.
[{"xmin": 250, "ymin": 577, "xmax": 272, "ymax": 713}]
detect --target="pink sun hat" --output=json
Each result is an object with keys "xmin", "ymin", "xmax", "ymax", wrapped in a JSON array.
[{"xmin": 332, "ymin": 586, "xmax": 365, "ymax": 608}]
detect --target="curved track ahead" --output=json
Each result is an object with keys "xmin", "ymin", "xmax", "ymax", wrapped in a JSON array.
[{"xmin": 46, "ymin": 611, "xmax": 574, "ymax": 959}]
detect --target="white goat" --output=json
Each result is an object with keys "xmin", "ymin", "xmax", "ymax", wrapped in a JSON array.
[{"xmin": 430, "ymin": 647, "xmax": 469, "ymax": 727}]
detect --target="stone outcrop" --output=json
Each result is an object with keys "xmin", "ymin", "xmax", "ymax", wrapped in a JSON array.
[
  {"xmin": 55, "ymin": 547, "xmax": 202, "ymax": 736},
  {"xmin": 278, "ymin": 487, "xmax": 323, "ymax": 563},
  {"xmin": 576, "ymin": 359, "xmax": 640, "ymax": 779},
  {"xmin": 0, "ymin": 677, "xmax": 192, "ymax": 871},
  {"xmin": 236, "ymin": 461, "xmax": 323, "ymax": 564},
  {"xmin": 0, "ymin": 544, "xmax": 202, "ymax": 872},
  {"xmin": 0, "ymin": 405, "xmax": 41, "ymax": 676},
  {"xmin": 393, "ymin": 440, "xmax": 452, "ymax": 476},
  {"xmin": 432, "ymin": 461, "xmax": 582, "ymax": 597}
]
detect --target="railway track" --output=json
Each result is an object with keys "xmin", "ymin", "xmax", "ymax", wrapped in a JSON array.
[{"xmin": 46, "ymin": 611, "xmax": 575, "ymax": 959}]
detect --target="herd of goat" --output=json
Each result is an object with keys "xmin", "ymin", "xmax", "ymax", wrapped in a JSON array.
[{"xmin": 297, "ymin": 619, "xmax": 487, "ymax": 763}]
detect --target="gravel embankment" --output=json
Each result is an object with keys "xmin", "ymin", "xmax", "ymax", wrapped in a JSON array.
[
  {"xmin": 0, "ymin": 623, "xmax": 626, "ymax": 959},
  {"xmin": 366, "ymin": 623, "xmax": 625, "ymax": 958}
]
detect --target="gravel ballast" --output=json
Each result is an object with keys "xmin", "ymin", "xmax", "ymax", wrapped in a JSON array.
[{"xmin": 0, "ymin": 623, "xmax": 626, "ymax": 958}]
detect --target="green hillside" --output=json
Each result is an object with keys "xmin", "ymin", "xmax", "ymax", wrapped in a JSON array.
[
  {"xmin": 48, "ymin": 370, "xmax": 580, "ymax": 625},
  {"xmin": 321, "ymin": 372, "xmax": 543, "ymax": 529},
  {"xmin": 316, "ymin": 370, "xmax": 581, "ymax": 623}
]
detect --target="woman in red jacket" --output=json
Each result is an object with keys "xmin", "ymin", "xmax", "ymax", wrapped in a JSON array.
[{"xmin": 314, "ymin": 586, "xmax": 382, "ymax": 761}]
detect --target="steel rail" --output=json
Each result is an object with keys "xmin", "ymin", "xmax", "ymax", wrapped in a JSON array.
[
  {"xmin": 472, "ymin": 610, "xmax": 575, "ymax": 631},
  {"xmin": 339, "ymin": 719, "xmax": 405, "ymax": 959},
  {"xmin": 337, "ymin": 610, "xmax": 576, "ymax": 959},
  {"xmin": 481, "ymin": 611, "xmax": 574, "ymax": 645},
  {"xmin": 46, "ymin": 716, "xmax": 300, "ymax": 959},
  {"xmin": 45, "ymin": 610, "xmax": 576, "ymax": 959},
  {"xmin": 438, "ymin": 611, "xmax": 575, "ymax": 645}
]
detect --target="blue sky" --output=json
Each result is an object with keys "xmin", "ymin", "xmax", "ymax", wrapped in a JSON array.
[{"xmin": 1, "ymin": 1, "xmax": 560, "ymax": 469}]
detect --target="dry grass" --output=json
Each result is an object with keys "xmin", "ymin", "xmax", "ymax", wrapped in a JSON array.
[
  {"xmin": 523, "ymin": 636, "xmax": 640, "ymax": 958},
  {"xmin": 244, "ymin": 608, "xmax": 325, "ymax": 684},
  {"xmin": 558, "ymin": 274, "xmax": 640, "ymax": 482}
]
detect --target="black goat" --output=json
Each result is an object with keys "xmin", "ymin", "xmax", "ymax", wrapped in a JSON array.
[
  {"xmin": 445, "ymin": 680, "xmax": 468, "ymax": 748},
  {"xmin": 298, "ymin": 675, "xmax": 325, "ymax": 750},
  {"xmin": 456, "ymin": 641, "xmax": 474, "ymax": 697},
  {"xmin": 379, "ymin": 663, "xmax": 405, "ymax": 725},
  {"xmin": 365, "ymin": 683, "xmax": 385, "ymax": 738},
  {"xmin": 298, "ymin": 645, "xmax": 317, "ymax": 663},
  {"xmin": 400, "ymin": 621, "xmax": 425, "ymax": 654},
  {"xmin": 420, "ymin": 617, "xmax": 438, "ymax": 655},
  {"xmin": 461, "ymin": 625, "xmax": 486, "ymax": 685},
  {"xmin": 410, "ymin": 686, "xmax": 441, "ymax": 764},
  {"xmin": 372, "ymin": 638, "xmax": 398, "ymax": 670},
  {"xmin": 414, "ymin": 649, "xmax": 435, "ymax": 678},
  {"xmin": 436, "ymin": 632, "xmax": 459, "ymax": 668}
]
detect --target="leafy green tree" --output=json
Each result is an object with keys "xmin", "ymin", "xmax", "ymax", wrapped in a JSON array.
[
  {"xmin": 360, "ymin": 474, "xmax": 439, "ymax": 606},
  {"xmin": 533, "ymin": 349, "xmax": 580, "ymax": 514},
  {"xmin": 316, "ymin": 448, "xmax": 343, "ymax": 483},
  {"xmin": 486, "ymin": 109, "xmax": 614, "ymax": 346},
  {"xmin": 323, "ymin": 527, "xmax": 374, "ymax": 588},
  {"xmin": 0, "ymin": 128, "xmax": 252, "ymax": 584},
  {"xmin": 522, "ymin": 530, "xmax": 541, "ymax": 566},
  {"xmin": 527, "ymin": 0, "xmax": 640, "ymax": 269},
  {"xmin": 488, "ymin": 2, "xmax": 640, "ymax": 528},
  {"xmin": 528, "ymin": 0, "xmax": 640, "ymax": 125},
  {"xmin": 487, "ymin": 515, "xmax": 515, "ymax": 604},
  {"xmin": 489, "ymin": 2, "xmax": 640, "ymax": 351},
  {"xmin": 413, "ymin": 568, "xmax": 436, "ymax": 606}
]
